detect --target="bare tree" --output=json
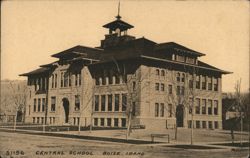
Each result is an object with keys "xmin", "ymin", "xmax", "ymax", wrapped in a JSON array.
[
  {"xmin": 84, "ymin": 70, "xmax": 98, "ymax": 133},
  {"xmin": 165, "ymin": 66, "xmax": 196, "ymax": 143},
  {"xmin": 224, "ymin": 82, "xmax": 250, "ymax": 145},
  {"xmin": 164, "ymin": 63, "xmax": 206, "ymax": 145},
  {"xmin": 186, "ymin": 67, "xmax": 197, "ymax": 146},
  {"xmin": 187, "ymin": 68, "xmax": 197, "ymax": 146},
  {"xmin": 183, "ymin": 66, "xmax": 219, "ymax": 145},
  {"xmin": 89, "ymin": 82, "xmax": 95, "ymax": 133},
  {"xmin": 9, "ymin": 81, "xmax": 28, "ymax": 130},
  {"xmin": 113, "ymin": 59, "xmax": 198, "ymax": 143},
  {"xmin": 112, "ymin": 59, "xmax": 136, "ymax": 140},
  {"xmin": 111, "ymin": 59, "xmax": 149, "ymax": 140},
  {"xmin": 0, "ymin": 94, "xmax": 12, "ymax": 123},
  {"xmin": 234, "ymin": 78, "xmax": 245, "ymax": 146},
  {"xmin": 70, "ymin": 68, "xmax": 95, "ymax": 134}
]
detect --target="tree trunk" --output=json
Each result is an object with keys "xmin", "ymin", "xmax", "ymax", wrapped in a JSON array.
[
  {"xmin": 191, "ymin": 113, "xmax": 194, "ymax": 145},
  {"xmin": 89, "ymin": 84, "xmax": 95, "ymax": 133},
  {"xmin": 175, "ymin": 125, "xmax": 178, "ymax": 140},
  {"xmin": 248, "ymin": 114, "xmax": 250, "ymax": 156},
  {"xmin": 43, "ymin": 118, "xmax": 45, "ymax": 133},
  {"xmin": 231, "ymin": 128, "xmax": 234, "ymax": 144},
  {"xmin": 90, "ymin": 113, "xmax": 93, "ymax": 133},
  {"xmin": 14, "ymin": 113, "xmax": 17, "ymax": 131},
  {"xmin": 45, "ymin": 89, "xmax": 49, "ymax": 125},
  {"xmin": 126, "ymin": 113, "xmax": 131, "ymax": 140},
  {"xmin": 240, "ymin": 112, "xmax": 243, "ymax": 146},
  {"xmin": 22, "ymin": 107, "xmax": 26, "ymax": 123},
  {"xmin": 78, "ymin": 117, "xmax": 81, "ymax": 135},
  {"xmin": 126, "ymin": 108, "xmax": 132, "ymax": 140}
]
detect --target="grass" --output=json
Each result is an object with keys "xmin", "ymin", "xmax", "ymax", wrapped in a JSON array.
[{"xmin": 0, "ymin": 128, "xmax": 157, "ymax": 144}]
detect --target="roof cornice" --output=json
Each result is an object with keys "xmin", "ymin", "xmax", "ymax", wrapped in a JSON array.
[{"xmin": 140, "ymin": 55, "xmax": 232, "ymax": 74}]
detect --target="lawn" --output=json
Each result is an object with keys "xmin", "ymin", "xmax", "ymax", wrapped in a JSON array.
[{"xmin": 1, "ymin": 124, "xmax": 249, "ymax": 145}]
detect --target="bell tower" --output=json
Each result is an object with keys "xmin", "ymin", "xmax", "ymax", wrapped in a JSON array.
[{"xmin": 101, "ymin": 2, "xmax": 135, "ymax": 49}]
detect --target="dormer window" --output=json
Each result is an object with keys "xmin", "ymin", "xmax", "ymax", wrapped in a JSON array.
[
  {"xmin": 176, "ymin": 55, "xmax": 185, "ymax": 62},
  {"xmin": 186, "ymin": 57, "xmax": 195, "ymax": 64}
]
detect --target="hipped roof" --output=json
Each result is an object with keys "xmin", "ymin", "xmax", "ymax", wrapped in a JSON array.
[
  {"xmin": 20, "ymin": 37, "xmax": 231, "ymax": 76},
  {"xmin": 103, "ymin": 19, "xmax": 134, "ymax": 31},
  {"xmin": 155, "ymin": 42, "xmax": 205, "ymax": 57},
  {"xmin": 19, "ymin": 67, "xmax": 50, "ymax": 76},
  {"xmin": 51, "ymin": 45, "xmax": 103, "ymax": 59}
]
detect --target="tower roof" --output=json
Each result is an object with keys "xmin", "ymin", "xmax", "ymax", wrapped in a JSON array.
[
  {"xmin": 103, "ymin": 1, "xmax": 133, "ymax": 32},
  {"xmin": 103, "ymin": 19, "xmax": 134, "ymax": 32}
]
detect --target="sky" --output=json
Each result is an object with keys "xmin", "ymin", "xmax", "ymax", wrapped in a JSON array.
[{"xmin": 1, "ymin": 0, "xmax": 249, "ymax": 92}]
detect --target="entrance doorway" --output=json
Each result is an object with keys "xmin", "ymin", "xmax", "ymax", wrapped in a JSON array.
[
  {"xmin": 62, "ymin": 98, "xmax": 69, "ymax": 123},
  {"xmin": 176, "ymin": 104, "xmax": 184, "ymax": 127}
]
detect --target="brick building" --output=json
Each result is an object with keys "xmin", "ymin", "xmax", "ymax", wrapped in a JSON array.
[{"xmin": 20, "ymin": 12, "xmax": 230, "ymax": 130}]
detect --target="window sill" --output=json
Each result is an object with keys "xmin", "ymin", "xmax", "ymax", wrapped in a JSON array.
[
  {"xmin": 59, "ymin": 87, "xmax": 72, "ymax": 89},
  {"xmin": 93, "ymin": 111, "xmax": 126, "ymax": 113},
  {"xmin": 194, "ymin": 114, "xmax": 219, "ymax": 116},
  {"xmin": 154, "ymin": 116, "xmax": 166, "ymax": 118},
  {"xmin": 95, "ymin": 83, "xmax": 126, "ymax": 87},
  {"xmin": 195, "ymin": 88, "xmax": 219, "ymax": 92}
]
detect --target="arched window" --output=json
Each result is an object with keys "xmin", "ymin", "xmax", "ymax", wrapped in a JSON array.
[
  {"xmin": 181, "ymin": 73, "xmax": 185, "ymax": 82},
  {"xmin": 115, "ymin": 75, "xmax": 120, "ymax": 84},
  {"xmin": 176, "ymin": 73, "xmax": 180, "ymax": 82},
  {"xmin": 95, "ymin": 78, "xmax": 99, "ymax": 85},
  {"xmin": 161, "ymin": 70, "xmax": 165, "ymax": 76},
  {"xmin": 108, "ymin": 70, "xmax": 113, "ymax": 85},
  {"xmin": 99, "ymin": 77, "xmax": 102, "ymax": 85},
  {"xmin": 156, "ymin": 69, "xmax": 160, "ymax": 76}
]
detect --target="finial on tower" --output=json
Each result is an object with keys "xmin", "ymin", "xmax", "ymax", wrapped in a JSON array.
[{"xmin": 116, "ymin": 1, "xmax": 121, "ymax": 20}]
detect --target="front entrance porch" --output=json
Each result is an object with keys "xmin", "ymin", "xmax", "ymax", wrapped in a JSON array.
[
  {"xmin": 62, "ymin": 98, "xmax": 69, "ymax": 124},
  {"xmin": 176, "ymin": 104, "xmax": 184, "ymax": 127}
]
